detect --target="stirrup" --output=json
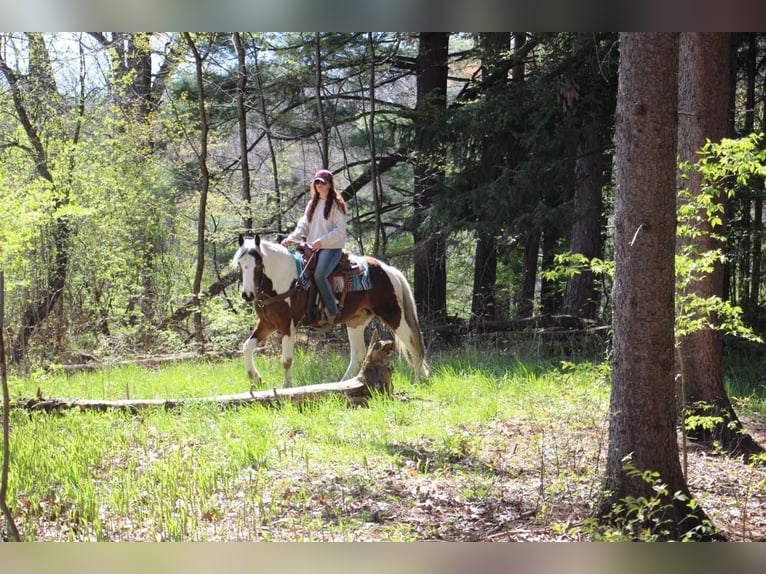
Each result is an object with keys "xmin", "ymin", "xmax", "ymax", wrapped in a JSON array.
[{"xmin": 313, "ymin": 311, "xmax": 337, "ymax": 334}]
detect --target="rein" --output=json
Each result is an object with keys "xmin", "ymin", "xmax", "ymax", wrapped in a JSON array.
[
  {"xmin": 253, "ymin": 265, "xmax": 296, "ymax": 308},
  {"xmin": 255, "ymin": 283, "xmax": 298, "ymax": 308}
]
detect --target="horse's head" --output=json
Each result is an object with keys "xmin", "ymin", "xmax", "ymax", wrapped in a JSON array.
[
  {"xmin": 233, "ymin": 234, "xmax": 263, "ymax": 302},
  {"xmin": 233, "ymin": 234, "xmax": 297, "ymax": 303}
]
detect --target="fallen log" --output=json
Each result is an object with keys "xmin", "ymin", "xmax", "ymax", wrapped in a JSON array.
[{"xmin": 18, "ymin": 332, "xmax": 395, "ymax": 413}]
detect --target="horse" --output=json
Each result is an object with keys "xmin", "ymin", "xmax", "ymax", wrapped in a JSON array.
[{"xmin": 232, "ymin": 234, "xmax": 430, "ymax": 388}]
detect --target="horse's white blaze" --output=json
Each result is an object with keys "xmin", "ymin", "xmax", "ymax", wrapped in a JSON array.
[{"xmin": 238, "ymin": 255, "xmax": 258, "ymax": 301}]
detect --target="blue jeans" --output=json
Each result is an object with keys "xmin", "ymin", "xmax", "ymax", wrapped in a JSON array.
[{"xmin": 314, "ymin": 248, "xmax": 343, "ymax": 317}]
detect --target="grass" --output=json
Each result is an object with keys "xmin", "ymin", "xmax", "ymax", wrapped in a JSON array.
[{"xmin": 3, "ymin": 343, "xmax": 765, "ymax": 541}]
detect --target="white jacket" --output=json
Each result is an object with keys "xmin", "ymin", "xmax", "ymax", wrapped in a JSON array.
[{"xmin": 286, "ymin": 198, "xmax": 347, "ymax": 249}]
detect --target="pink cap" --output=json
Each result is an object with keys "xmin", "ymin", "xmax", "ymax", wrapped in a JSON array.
[{"xmin": 313, "ymin": 169, "xmax": 333, "ymax": 183}]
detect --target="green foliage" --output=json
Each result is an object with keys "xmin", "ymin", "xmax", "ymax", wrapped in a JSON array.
[
  {"xmin": 675, "ymin": 134, "xmax": 766, "ymax": 344},
  {"xmin": 576, "ymin": 461, "xmax": 715, "ymax": 542},
  {"xmin": 541, "ymin": 252, "xmax": 613, "ymax": 282},
  {"xmin": 683, "ymin": 401, "xmax": 726, "ymax": 433},
  {"xmin": 544, "ymin": 134, "xmax": 766, "ymax": 347}
]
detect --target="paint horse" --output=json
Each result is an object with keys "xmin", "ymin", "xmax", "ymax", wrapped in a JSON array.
[{"xmin": 232, "ymin": 235, "xmax": 430, "ymax": 388}]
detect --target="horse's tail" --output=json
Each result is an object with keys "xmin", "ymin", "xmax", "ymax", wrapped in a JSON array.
[{"xmin": 388, "ymin": 266, "xmax": 430, "ymax": 381}]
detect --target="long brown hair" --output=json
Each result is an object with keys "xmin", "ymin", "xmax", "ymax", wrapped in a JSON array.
[{"xmin": 307, "ymin": 176, "xmax": 346, "ymax": 221}]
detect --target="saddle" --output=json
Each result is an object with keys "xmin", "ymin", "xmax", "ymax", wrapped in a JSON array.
[{"xmin": 295, "ymin": 243, "xmax": 366, "ymax": 327}]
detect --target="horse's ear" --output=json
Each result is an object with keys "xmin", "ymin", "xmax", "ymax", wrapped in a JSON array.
[
  {"xmin": 238, "ymin": 234, "xmax": 245, "ymax": 246},
  {"xmin": 255, "ymin": 234, "xmax": 261, "ymax": 247}
]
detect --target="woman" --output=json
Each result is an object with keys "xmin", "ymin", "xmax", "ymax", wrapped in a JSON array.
[{"xmin": 282, "ymin": 169, "xmax": 347, "ymax": 327}]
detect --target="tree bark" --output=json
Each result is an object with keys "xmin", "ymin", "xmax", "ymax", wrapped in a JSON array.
[
  {"xmin": 0, "ymin": 272, "xmax": 22, "ymax": 541},
  {"xmin": 232, "ymin": 33, "xmax": 253, "ymax": 233},
  {"xmin": 540, "ymin": 228, "xmax": 562, "ymax": 315},
  {"xmin": 564, "ymin": 35, "xmax": 613, "ymax": 319},
  {"xmin": 470, "ymin": 33, "xmax": 511, "ymax": 323},
  {"xmin": 517, "ymin": 232, "xmax": 539, "ymax": 318},
  {"xmin": 367, "ymin": 33, "xmax": 386, "ymax": 255},
  {"xmin": 184, "ymin": 33, "xmax": 212, "ymax": 348},
  {"xmin": 471, "ymin": 233, "xmax": 498, "ymax": 323},
  {"xmin": 19, "ymin": 334, "xmax": 395, "ymax": 413},
  {"xmin": 676, "ymin": 32, "xmax": 764, "ymax": 460},
  {"xmin": 249, "ymin": 38, "xmax": 285, "ymax": 236},
  {"xmin": 413, "ymin": 32, "xmax": 449, "ymax": 325},
  {"xmin": 314, "ymin": 32, "xmax": 330, "ymax": 169},
  {"xmin": 600, "ymin": 33, "xmax": 715, "ymax": 540}
]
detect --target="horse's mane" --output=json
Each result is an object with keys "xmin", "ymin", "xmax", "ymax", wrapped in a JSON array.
[
  {"xmin": 233, "ymin": 236, "xmax": 285, "ymax": 267},
  {"xmin": 259, "ymin": 238, "xmax": 288, "ymax": 257}
]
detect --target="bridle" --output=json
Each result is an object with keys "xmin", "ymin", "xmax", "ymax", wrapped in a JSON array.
[{"xmin": 244, "ymin": 253, "xmax": 300, "ymax": 309}]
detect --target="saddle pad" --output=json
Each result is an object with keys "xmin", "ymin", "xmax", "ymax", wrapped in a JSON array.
[
  {"xmin": 333, "ymin": 257, "xmax": 372, "ymax": 293},
  {"xmin": 291, "ymin": 251, "xmax": 304, "ymax": 276}
]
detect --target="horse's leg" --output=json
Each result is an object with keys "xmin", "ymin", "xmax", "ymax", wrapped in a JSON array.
[
  {"xmin": 342, "ymin": 323, "xmax": 369, "ymax": 380},
  {"xmin": 244, "ymin": 320, "xmax": 274, "ymax": 390},
  {"xmin": 280, "ymin": 327, "xmax": 295, "ymax": 388},
  {"xmin": 243, "ymin": 336, "xmax": 261, "ymax": 385}
]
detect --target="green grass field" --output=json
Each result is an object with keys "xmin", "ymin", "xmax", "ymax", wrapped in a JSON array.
[{"xmin": 3, "ymin": 344, "xmax": 765, "ymax": 541}]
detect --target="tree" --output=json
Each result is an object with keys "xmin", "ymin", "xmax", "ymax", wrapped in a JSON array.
[
  {"xmin": 676, "ymin": 33, "xmax": 765, "ymax": 460},
  {"xmin": 469, "ymin": 32, "xmax": 512, "ymax": 323},
  {"xmin": 88, "ymin": 33, "xmax": 180, "ymax": 327},
  {"xmin": 0, "ymin": 34, "xmax": 73, "ymax": 362},
  {"xmin": 232, "ymin": 32, "xmax": 253, "ymax": 233},
  {"xmin": 412, "ymin": 33, "xmax": 449, "ymax": 325},
  {"xmin": 599, "ymin": 33, "xmax": 713, "ymax": 540},
  {"xmin": 0, "ymin": 272, "xmax": 20, "ymax": 540},
  {"xmin": 563, "ymin": 33, "xmax": 617, "ymax": 319},
  {"xmin": 183, "ymin": 33, "xmax": 213, "ymax": 347}
]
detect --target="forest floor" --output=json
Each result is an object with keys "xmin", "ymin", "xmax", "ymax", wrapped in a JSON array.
[
  {"xmin": 203, "ymin": 414, "xmax": 766, "ymax": 542},
  {"xmin": 7, "ymin": 344, "xmax": 766, "ymax": 542}
]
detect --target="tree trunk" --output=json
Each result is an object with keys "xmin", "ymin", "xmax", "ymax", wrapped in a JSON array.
[
  {"xmin": 19, "ymin": 334, "xmax": 395, "ymax": 413},
  {"xmin": 470, "ymin": 33, "xmax": 511, "ymax": 323},
  {"xmin": 676, "ymin": 32, "xmax": 764, "ymax": 460},
  {"xmin": 367, "ymin": 33, "xmax": 385, "ymax": 256},
  {"xmin": 471, "ymin": 233, "xmax": 498, "ymax": 323},
  {"xmin": 232, "ymin": 32, "xmax": 253, "ymax": 233},
  {"xmin": 600, "ymin": 33, "xmax": 715, "ymax": 540},
  {"xmin": 517, "ymin": 232, "xmax": 539, "ymax": 318},
  {"xmin": 413, "ymin": 32, "xmax": 449, "ymax": 325},
  {"xmin": 540, "ymin": 228, "xmax": 562, "ymax": 315},
  {"xmin": 0, "ymin": 272, "xmax": 21, "ymax": 541},
  {"xmin": 251, "ymin": 43, "xmax": 284, "ymax": 235},
  {"xmin": 184, "ymin": 34, "xmax": 212, "ymax": 348},
  {"xmin": 564, "ymin": 36, "xmax": 613, "ymax": 319},
  {"xmin": 314, "ymin": 32, "xmax": 330, "ymax": 169},
  {"xmin": 751, "ymin": 46, "xmax": 766, "ymax": 311}
]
